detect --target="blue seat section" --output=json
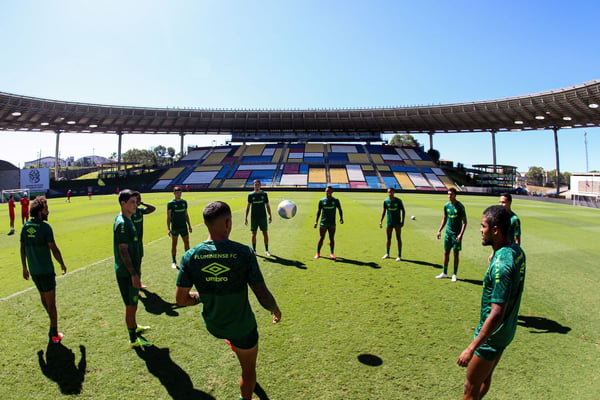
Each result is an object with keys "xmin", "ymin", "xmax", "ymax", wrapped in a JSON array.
[
  {"xmin": 308, "ymin": 183, "xmax": 328, "ymax": 188},
  {"xmin": 250, "ymin": 170, "xmax": 275, "ymax": 181},
  {"xmin": 330, "ymin": 183, "xmax": 349, "ymax": 189},
  {"xmin": 420, "ymin": 168, "xmax": 433, "ymax": 173},
  {"xmin": 299, "ymin": 164, "xmax": 309, "ymax": 174},
  {"xmin": 175, "ymin": 159, "xmax": 197, "ymax": 166},
  {"xmin": 328, "ymin": 153, "xmax": 348, "ymax": 163},
  {"xmin": 304, "ymin": 157, "xmax": 325, "ymax": 163},
  {"xmin": 246, "ymin": 177, "xmax": 272, "ymax": 186},
  {"xmin": 391, "ymin": 165, "xmax": 420, "ymax": 173},
  {"xmin": 365, "ymin": 145, "xmax": 384, "ymax": 154},
  {"xmin": 382, "ymin": 176, "xmax": 400, "ymax": 188},
  {"xmin": 415, "ymin": 148, "xmax": 429, "ymax": 160},
  {"xmin": 275, "ymin": 168, "xmax": 283, "ymax": 184},
  {"xmin": 226, "ymin": 166, "xmax": 238, "ymax": 179},
  {"xmin": 215, "ymin": 165, "xmax": 231, "ymax": 179},
  {"xmin": 365, "ymin": 176, "xmax": 382, "ymax": 189},
  {"xmin": 242, "ymin": 156, "xmax": 273, "ymax": 163}
]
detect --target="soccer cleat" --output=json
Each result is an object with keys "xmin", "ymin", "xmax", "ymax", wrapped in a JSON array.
[
  {"xmin": 329, "ymin": 253, "xmax": 336, "ymax": 260},
  {"xmin": 382, "ymin": 254, "xmax": 390, "ymax": 259},
  {"xmin": 130, "ymin": 337, "xmax": 153, "ymax": 348},
  {"xmin": 314, "ymin": 253, "xmax": 320, "ymax": 259},
  {"xmin": 451, "ymin": 274, "xmax": 458, "ymax": 282},
  {"xmin": 435, "ymin": 273, "xmax": 449, "ymax": 279},
  {"xmin": 136, "ymin": 325, "xmax": 151, "ymax": 334},
  {"xmin": 396, "ymin": 257, "xmax": 402, "ymax": 261},
  {"xmin": 171, "ymin": 262, "xmax": 179, "ymax": 270},
  {"xmin": 265, "ymin": 251, "xmax": 271, "ymax": 257},
  {"xmin": 51, "ymin": 332, "xmax": 64, "ymax": 344}
]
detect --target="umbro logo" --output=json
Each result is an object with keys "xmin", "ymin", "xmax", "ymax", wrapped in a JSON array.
[{"xmin": 201, "ymin": 263, "xmax": 230, "ymax": 276}]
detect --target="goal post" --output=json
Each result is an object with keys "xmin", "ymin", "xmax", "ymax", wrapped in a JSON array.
[{"xmin": 1, "ymin": 188, "xmax": 30, "ymax": 203}]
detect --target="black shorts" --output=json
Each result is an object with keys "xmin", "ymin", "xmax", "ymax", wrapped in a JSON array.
[
  {"xmin": 227, "ymin": 326, "xmax": 259, "ymax": 350},
  {"xmin": 117, "ymin": 275, "xmax": 140, "ymax": 306},
  {"xmin": 31, "ymin": 273, "xmax": 56, "ymax": 292}
]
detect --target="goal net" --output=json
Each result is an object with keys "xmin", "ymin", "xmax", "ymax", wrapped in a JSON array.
[{"xmin": 1, "ymin": 188, "xmax": 30, "ymax": 203}]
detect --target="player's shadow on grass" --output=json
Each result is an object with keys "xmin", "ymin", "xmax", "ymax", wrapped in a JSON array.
[
  {"xmin": 258, "ymin": 254, "xmax": 307, "ymax": 269},
  {"xmin": 402, "ymin": 258, "xmax": 442, "ymax": 269},
  {"xmin": 139, "ymin": 288, "xmax": 180, "ymax": 316},
  {"xmin": 37, "ymin": 343, "xmax": 86, "ymax": 395},
  {"xmin": 518, "ymin": 315, "xmax": 572, "ymax": 334},
  {"xmin": 333, "ymin": 257, "xmax": 381, "ymax": 269},
  {"xmin": 134, "ymin": 345, "xmax": 216, "ymax": 400},
  {"xmin": 460, "ymin": 278, "xmax": 484, "ymax": 286}
]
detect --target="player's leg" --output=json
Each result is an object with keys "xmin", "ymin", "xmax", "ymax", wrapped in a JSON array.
[
  {"xmin": 171, "ymin": 234, "xmax": 179, "ymax": 267},
  {"xmin": 462, "ymin": 353, "xmax": 500, "ymax": 400},
  {"xmin": 437, "ymin": 243, "xmax": 451, "ymax": 278},
  {"xmin": 262, "ymin": 230, "xmax": 270, "ymax": 255},
  {"xmin": 383, "ymin": 227, "xmax": 392, "ymax": 258},
  {"xmin": 452, "ymin": 246, "xmax": 460, "ymax": 281},
  {"xmin": 234, "ymin": 344, "xmax": 258, "ymax": 400},
  {"xmin": 316, "ymin": 226, "xmax": 327, "ymax": 257},
  {"xmin": 395, "ymin": 227, "xmax": 402, "ymax": 260},
  {"xmin": 250, "ymin": 230, "xmax": 258, "ymax": 251},
  {"xmin": 328, "ymin": 226, "xmax": 336, "ymax": 257},
  {"xmin": 182, "ymin": 233, "xmax": 190, "ymax": 251},
  {"xmin": 39, "ymin": 289, "xmax": 59, "ymax": 340}
]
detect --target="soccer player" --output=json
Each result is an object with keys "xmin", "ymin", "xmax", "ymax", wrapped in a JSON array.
[
  {"xmin": 457, "ymin": 205, "xmax": 526, "ymax": 400},
  {"xmin": 132, "ymin": 192, "xmax": 156, "ymax": 288},
  {"xmin": 20, "ymin": 196, "xmax": 67, "ymax": 343},
  {"xmin": 314, "ymin": 185, "xmax": 344, "ymax": 260},
  {"xmin": 436, "ymin": 188, "xmax": 467, "ymax": 282},
  {"xmin": 167, "ymin": 186, "xmax": 192, "ymax": 269},
  {"xmin": 7, "ymin": 194, "xmax": 16, "ymax": 235},
  {"xmin": 244, "ymin": 179, "xmax": 273, "ymax": 256},
  {"xmin": 489, "ymin": 193, "xmax": 521, "ymax": 262},
  {"xmin": 20, "ymin": 193, "xmax": 30, "ymax": 224},
  {"xmin": 175, "ymin": 201, "xmax": 281, "ymax": 400},
  {"xmin": 379, "ymin": 187, "xmax": 406, "ymax": 261},
  {"xmin": 66, "ymin": 189, "xmax": 71, "ymax": 203},
  {"xmin": 113, "ymin": 189, "xmax": 151, "ymax": 347}
]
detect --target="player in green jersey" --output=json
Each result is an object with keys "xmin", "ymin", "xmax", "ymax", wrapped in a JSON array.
[
  {"xmin": 114, "ymin": 189, "xmax": 152, "ymax": 347},
  {"xmin": 20, "ymin": 196, "xmax": 67, "ymax": 344},
  {"xmin": 379, "ymin": 187, "xmax": 406, "ymax": 261},
  {"xmin": 132, "ymin": 192, "xmax": 155, "ymax": 289},
  {"xmin": 436, "ymin": 188, "xmax": 467, "ymax": 282},
  {"xmin": 244, "ymin": 180, "xmax": 273, "ymax": 256},
  {"xmin": 314, "ymin": 186, "xmax": 344, "ymax": 260},
  {"xmin": 489, "ymin": 193, "xmax": 521, "ymax": 262},
  {"xmin": 167, "ymin": 186, "xmax": 192, "ymax": 269},
  {"xmin": 457, "ymin": 205, "xmax": 526, "ymax": 400},
  {"xmin": 176, "ymin": 201, "xmax": 281, "ymax": 400}
]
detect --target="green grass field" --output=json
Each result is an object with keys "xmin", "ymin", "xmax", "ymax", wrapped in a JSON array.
[{"xmin": 1, "ymin": 191, "xmax": 598, "ymax": 399}]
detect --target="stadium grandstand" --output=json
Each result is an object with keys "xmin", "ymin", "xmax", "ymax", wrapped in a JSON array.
[{"xmin": 2, "ymin": 79, "xmax": 600, "ymax": 193}]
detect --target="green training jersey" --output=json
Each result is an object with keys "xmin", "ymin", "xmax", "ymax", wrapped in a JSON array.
[
  {"xmin": 384, "ymin": 197, "xmax": 405, "ymax": 226},
  {"xmin": 113, "ymin": 214, "xmax": 141, "ymax": 278},
  {"xmin": 177, "ymin": 239, "xmax": 265, "ymax": 339},
  {"xmin": 20, "ymin": 218, "xmax": 56, "ymax": 275},
  {"xmin": 132, "ymin": 206, "xmax": 146, "ymax": 257},
  {"xmin": 508, "ymin": 213, "xmax": 521, "ymax": 243},
  {"xmin": 247, "ymin": 191, "xmax": 269, "ymax": 220},
  {"xmin": 475, "ymin": 243, "xmax": 526, "ymax": 348},
  {"xmin": 167, "ymin": 198, "xmax": 188, "ymax": 229},
  {"xmin": 318, "ymin": 196, "xmax": 341, "ymax": 227},
  {"xmin": 443, "ymin": 200, "xmax": 466, "ymax": 235}
]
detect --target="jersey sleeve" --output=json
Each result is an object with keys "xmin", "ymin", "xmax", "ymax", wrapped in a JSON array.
[
  {"xmin": 264, "ymin": 192, "xmax": 269, "ymax": 204},
  {"xmin": 247, "ymin": 193, "xmax": 253, "ymax": 203},
  {"xmin": 490, "ymin": 251, "xmax": 516, "ymax": 304},
  {"xmin": 44, "ymin": 223, "xmax": 55, "ymax": 244},
  {"xmin": 114, "ymin": 220, "xmax": 130, "ymax": 245},
  {"xmin": 176, "ymin": 252, "xmax": 194, "ymax": 288}
]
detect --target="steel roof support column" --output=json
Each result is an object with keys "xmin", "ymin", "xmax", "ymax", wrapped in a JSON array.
[
  {"xmin": 54, "ymin": 130, "xmax": 61, "ymax": 181},
  {"xmin": 117, "ymin": 131, "xmax": 123, "ymax": 171},
  {"xmin": 179, "ymin": 133, "xmax": 185, "ymax": 159},
  {"xmin": 553, "ymin": 127, "xmax": 561, "ymax": 197},
  {"xmin": 428, "ymin": 131, "xmax": 434, "ymax": 151},
  {"xmin": 490, "ymin": 130, "xmax": 497, "ymax": 173}
]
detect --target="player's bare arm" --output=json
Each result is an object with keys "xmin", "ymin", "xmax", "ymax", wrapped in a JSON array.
[
  {"xmin": 48, "ymin": 242, "xmax": 67, "ymax": 274},
  {"xmin": 175, "ymin": 286, "xmax": 201, "ymax": 306},
  {"xmin": 20, "ymin": 242, "xmax": 29, "ymax": 280},
  {"xmin": 250, "ymin": 283, "xmax": 281, "ymax": 322},
  {"xmin": 457, "ymin": 302, "xmax": 507, "ymax": 367},
  {"xmin": 118, "ymin": 243, "xmax": 140, "ymax": 288}
]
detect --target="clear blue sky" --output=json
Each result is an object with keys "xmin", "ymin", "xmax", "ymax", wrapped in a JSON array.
[{"xmin": 1, "ymin": 0, "xmax": 598, "ymax": 173}]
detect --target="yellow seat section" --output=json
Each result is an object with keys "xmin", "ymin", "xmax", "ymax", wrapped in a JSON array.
[
  {"xmin": 160, "ymin": 167, "xmax": 184, "ymax": 180},
  {"xmin": 244, "ymin": 144, "xmax": 265, "ymax": 156},
  {"xmin": 329, "ymin": 168, "xmax": 349, "ymax": 184},
  {"xmin": 233, "ymin": 145, "xmax": 247, "ymax": 157},
  {"xmin": 377, "ymin": 165, "xmax": 390, "ymax": 172},
  {"xmin": 305, "ymin": 143, "xmax": 324, "ymax": 152},
  {"xmin": 309, "ymin": 168, "xmax": 327, "ymax": 183},
  {"xmin": 393, "ymin": 172, "xmax": 415, "ymax": 190},
  {"xmin": 439, "ymin": 175, "xmax": 457, "ymax": 189},
  {"xmin": 220, "ymin": 179, "xmax": 247, "ymax": 188},
  {"xmin": 194, "ymin": 165, "xmax": 221, "ymax": 172},
  {"xmin": 272, "ymin": 148, "xmax": 283, "ymax": 163},
  {"xmin": 414, "ymin": 160, "xmax": 435, "ymax": 167},
  {"xmin": 202, "ymin": 152, "xmax": 227, "ymax": 164},
  {"xmin": 209, "ymin": 179, "xmax": 222, "ymax": 188},
  {"xmin": 370, "ymin": 154, "xmax": 384, "ymax": 164},
  {"xmin": 361, "ymin": 164, "xmax": 374, "ymax": 171},
  {"xmin": 348, "ymin": 153, "xmax": 369, "ymax": 163}
]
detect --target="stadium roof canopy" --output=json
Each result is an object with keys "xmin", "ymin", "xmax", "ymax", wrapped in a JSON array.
[{"xmin": 1, "ymin": 80, "xmax": 600, "ymax": 142}]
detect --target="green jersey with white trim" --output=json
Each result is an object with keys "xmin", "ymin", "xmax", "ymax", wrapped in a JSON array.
[
  {"xmin": 167, "ymin": 199, "xmax": 188, "ymax": 230},
  {"xmin": 443, "ymin": 201, "xmax": 466, "ymax": 235},
  {"xmin": 384, "ymin": 197, "xmax": 404, "ymax": 226},
  {"xmin": 113, "ymin": 214, "xmax": 141, "ymax": 278},
  {"xmin": 177, "ymin": 239, "xmax": 265, "ymax": 339},
  {"xmin": 318, "ymin": 197, "xmax": 341, "ymax": 227},
  {"xmin": 248, "ymin": 191, "xmax": 269, "ymax": 219},
  {"xmin": 475, "ymin": 243, "xmax": 526, "ymax": 348}
]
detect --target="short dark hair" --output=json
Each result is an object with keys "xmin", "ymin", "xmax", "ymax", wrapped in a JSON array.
[
  {"xmin": 30, "ymin": 196, "xmax": 48, "ymax": 217},
  {"xmin": 203, "ymin": 201, "xmax": 231, "ymax": 225},
  {"xmin": 483, "ymin": 205, "xmax": 510, "ymax": 237},
  {"xmin": 448, "ymin": 188, "xmax": 457, "ymax": 194},
  {"xmin": 118, "ymin": 189, "xmax": 135, "ymax": 204},
  {"xmin": 173, "ymin": 186, "xmax": 182, "ymax": 192},
  {"xmin": 500, "ymin": 192, "xmax": 512, "ymax": 202}
]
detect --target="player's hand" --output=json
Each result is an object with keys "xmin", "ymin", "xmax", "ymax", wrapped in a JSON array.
[
  {"xmin": 245, "ymin": 219, "xmax": 248, "ymax": 226},
  {"xmin": 313, "ymin": 223, "xmax": 317, "ymax": 229},
  {"xmin": 131, "ymin": 274, "xmax": 141, "ymax": 289},
  {"xmin": 379, "ymin": 222, "xmax": 382, "ymax": 228},
  {"xmin": 340, "ymin": 218, "xmax": 344, "ymax": 224},
  {"xmin": 457, "ymin": 348, "xmax": 473, "ymax": 367},
  {"xmin": 23, "ymin": 267, "xmax": 30, "ymax": 280},
  {"xmin": 436, "ymin": 232, "xmax": 441, "ymax": 240},
  {"xmin": 271, "ymin": 310, "xmax": 281, "ymax": 324},
  {"xmin": 268, "ymin": 216, "xmax": 272, "ymax": 223},
  {"xmin": 168, "ymin": 229, "xmax": 172, "ymax": 237},
  {"xmin": 61, "ymin": 265, "xmax": 67, "ymax": 275},
  {"xmin": 188, "ymin": 226, "xmax": 193, "ymax": 233}
]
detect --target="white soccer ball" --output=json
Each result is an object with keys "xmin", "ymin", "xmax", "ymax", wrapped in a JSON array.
[
  {"xmin": 411, "ymin": 215, "xmax": 416, "ymax": 220},
  {"xmin": 277, "ymin": 200, "xmax": 297, "ymax": 219}
]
